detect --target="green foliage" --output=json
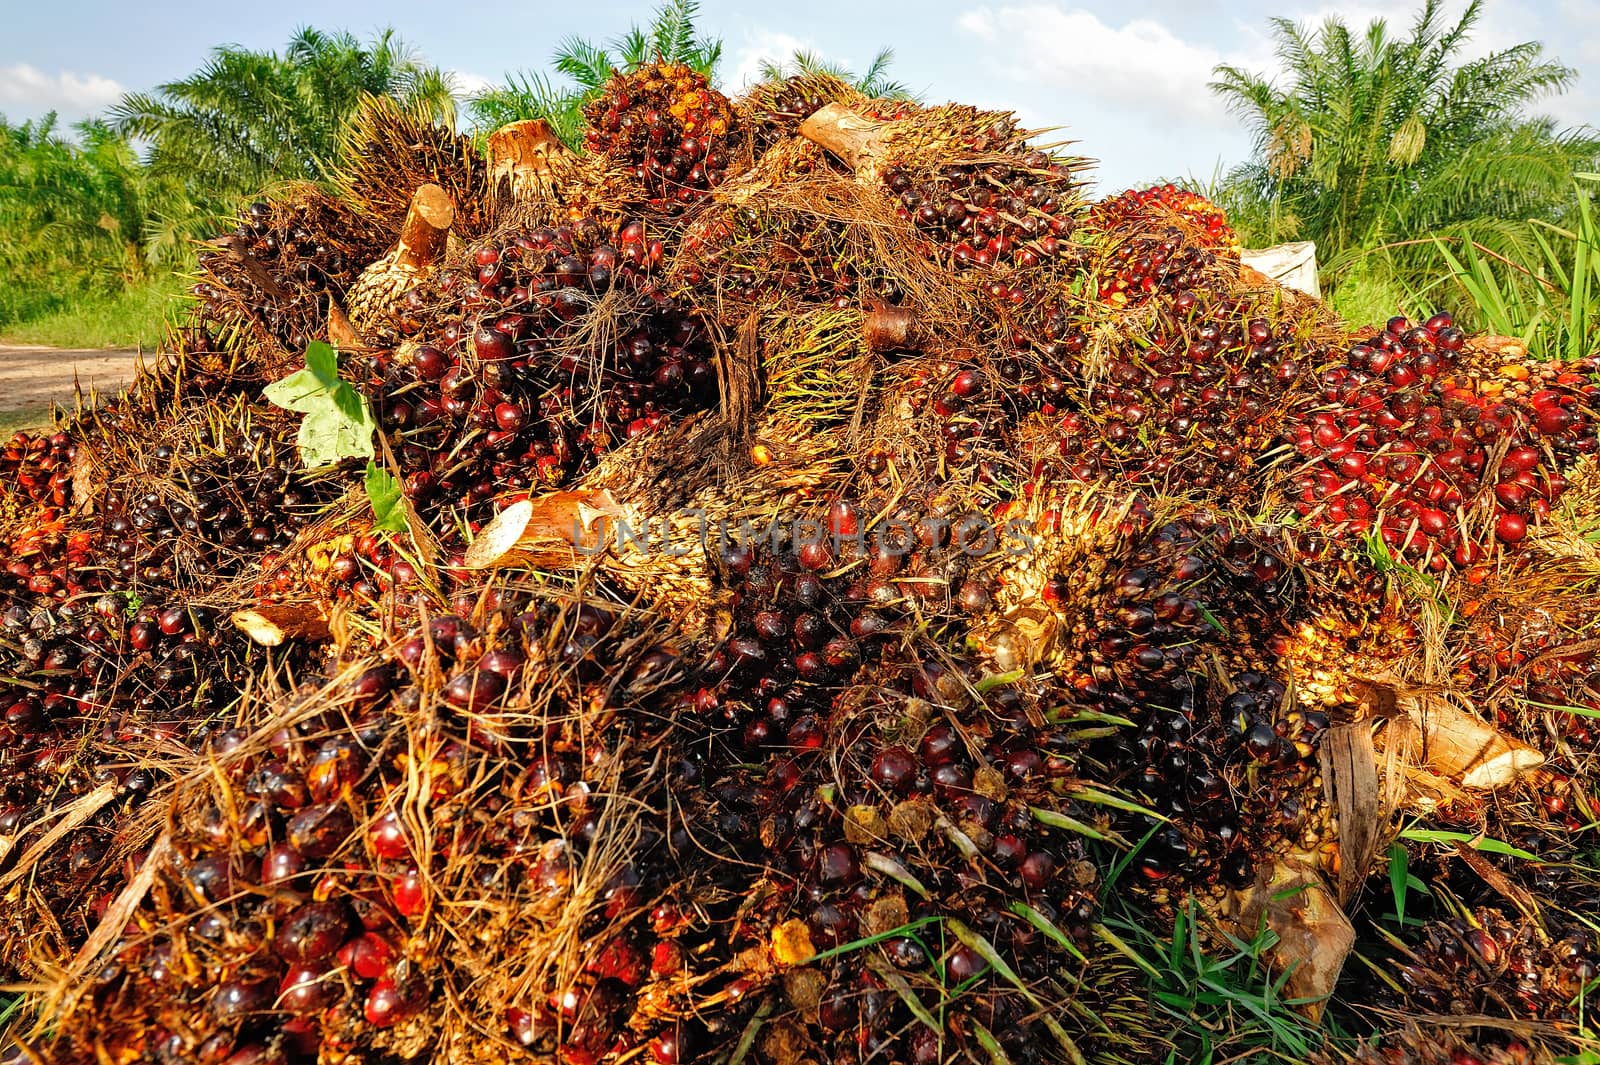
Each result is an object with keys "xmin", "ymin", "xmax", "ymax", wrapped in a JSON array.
[
  {"xmin": 1211, "ymin": 0, "xmax": 1600, "ymax": 304},
  {"xmin": 0, "ymin": 273, "xmax": 186, "ymax": 349},
  {"xmin": 1100, "ymin": 898, "xmax": 1332, "ymax": 1064},
  {"xmin": 1323, "ymin": 260, "xmax": 1409, "ymax": 328},
  {"xmin": 1432, "ymin": 175, "xmax": 1600, "ymax": 358},
  {"xmin": 466, "ymin": 72, "xmax": 589, "ymax": 150},
  {"xmin": 1385, "ymin": 842, "xmax": 1431, "ymax": 928},
  {"xmin": 0, "ymin": 113, "xmax": 186, "ymax": 330},
  {"xmin": 757, "ymin": 47, "xmax": 917, "ymax": 100},
  {"xmin": 112, "ymin": 28, "xmax": 456, "ymax": 202},
  {"xmin": 364, "ymin": 461, "xmax": 408, "ymax": 534},
  {"xmin": 262, "ymin": 341, "xmax": 375, "ymax": 468},
  {"xmin": 467, "ymin": 0, "xmax": 721, "ymax": 149},
  {"xmin": 2, "ymin": 26, "xmax": 452, "ymax": 343}
]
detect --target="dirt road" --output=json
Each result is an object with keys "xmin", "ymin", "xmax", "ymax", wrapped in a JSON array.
[{"xmin": 0, "ymin": 345, "xmax": 141, "ymax": 416}]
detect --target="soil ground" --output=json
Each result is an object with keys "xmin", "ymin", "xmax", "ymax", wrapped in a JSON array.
[{"xmin": 0, "ymin": 345, "xmax": 140, "ymax": 433}]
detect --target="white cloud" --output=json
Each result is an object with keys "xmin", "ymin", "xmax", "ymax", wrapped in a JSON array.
[
  {"xmin": 450, "ymin": 70, "xmax": 495, "ymax": 97},
  {"xmin": 954, "ymin": 6, "xmax": 1266, "ymax": 129},
  {"xmin": 727, "ymin": 28, "xmax": 812, "ymax": 90},
  {"xmin": 0, "ymin": 64, "xmax": 124, "ymax": 120}
]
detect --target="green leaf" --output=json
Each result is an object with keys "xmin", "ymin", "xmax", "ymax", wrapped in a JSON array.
[
  {"xmin": 263, "ymin": 344, "xmax": 377, "ymax": 468},
  {"xmin": 1399, "ymin": 827, "xmax": 1539, "ymax": 861},
  {"xmin": 975, "ymin": 669, "xmax": 1024, "ymax": 693},
  {"xmin": 263, "ymin": 366, "xmax": 333, "ymax": 414},
  {"xmin": 298, "ymin": 404, "xmax": 374, "ymax": 467},
  {"xmin": 1389, "ymin": 842, "xmax": 1409, "ymax": 926},
  {"xmin": 1008, "ymin": 901, "xmax": 1088, "ymax": 963},
  {"xmin": 1066, "ymin": 784, "xmax": 1170, "ymax": 822},
  {"xmin": 365, "ymin": 461, "xmax": 408, "ymax": 533},
  {"xmin": 305, "ymin": 340, "xmax": 339, "ymax": 386},
  {"xmin": 1092, "ymin": 922, "xmax": 1162, "ymax": 980}
]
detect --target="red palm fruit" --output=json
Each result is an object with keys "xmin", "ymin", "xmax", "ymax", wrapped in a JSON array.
[
  {"xmin": 365, "ymin": 975, "xmax": 425, "ymax": 1027},
  {"xmin": 278, "ymin": 964, "xmax": 338, "ymax": 1013},
  {"xmin": 276, "ymin": 900, "xmax": 353, "ymax": 964},
  {"xmin": 392, "ymin": 867, "xmax": 426, "ymax": 917},
  {"xmin": 262, "ymin": 843, "xmax": 305, "ymax": 885},
  {"xmin": 212, "ymin": 978, "xmax": 276, "ymax": 1024},
  {"xmin": 337, "ymin": 931, "xmax": 397, "ymax": 980},
  {"xmin": 871, "ymin": 746, "xmax": 918, "ymax": 793},
  {"xmin": 287, "ymin": 802, "xmax": 355, "ymax": 859},
  {"xmin": 946, "ymin": 945, "xmax": 989, "ymax": 983},
  {"xmin": 368, "ymin": 809, "xmax": 411, "ymax": 861}
]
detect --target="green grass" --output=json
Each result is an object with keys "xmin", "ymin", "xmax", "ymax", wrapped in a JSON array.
[
  {"xmin": 0, "ymin": 407, "xmax": 58, "ymax": 437},
  {"xmin": 0, "ymin": 273, "xmax": 187, "ymax": 350},
  {"xmin": 1097, "ymin": 893, "xmax": 1335, "ymax": 1065}
]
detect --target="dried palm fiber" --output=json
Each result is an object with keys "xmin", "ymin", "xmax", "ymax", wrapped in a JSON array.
[
  {"xmin": 335, "ymin": 93, "xmax": 490, "ymax": 243},
  {"xmin": 668, "ymin": 135, "xmax": 978, "ymax": 330}
]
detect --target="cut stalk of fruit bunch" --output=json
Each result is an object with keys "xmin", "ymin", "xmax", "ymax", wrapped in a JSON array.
[{"xmin": 345, "ymin": 182, "xmax": 455, "ymax": 343}]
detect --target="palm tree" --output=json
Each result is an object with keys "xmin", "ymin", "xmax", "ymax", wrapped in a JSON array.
[
  {"xmin": 1210, "ymin": 0, "xmax": 1599, "ymax": 293},
  {"xmin": 0, "ymin": 112, "xmax": 180, "ymax": 325},
  {"xmin": 756, "ymin": 47, "xmax": 915, "ymax": 100},
  {"xmin": 467, "ymin": 0, "xmax": 721, "ymax": 148},
  {"xmin": 111, "ymin": 28, "xmax": 456, "ymax": 201}
]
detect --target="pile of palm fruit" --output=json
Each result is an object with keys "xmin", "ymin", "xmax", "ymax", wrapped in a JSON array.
[{"xmin": 1, "ymin": 66, "xmax": 1598, "ymax": 1065}]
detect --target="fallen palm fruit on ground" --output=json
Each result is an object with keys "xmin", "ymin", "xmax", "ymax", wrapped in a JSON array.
[{"xmin": 0, "ymin": 68, "xmax": 1598, "ymax": 1065}]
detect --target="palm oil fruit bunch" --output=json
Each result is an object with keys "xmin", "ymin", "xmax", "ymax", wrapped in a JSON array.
[
  {"xmin": 1, "ymin": 429, "xmax": 75, "ymax": 512},
  {"xmin": 1053, "ymin": 294, "xmax": 1307, "ymax": 496},
  {"xmin": 194, "ymin": 195, "xmax": 375, "ymax": 355},
  {"xmin": 1284, "ymin": 314, "xmax": 1599, "ymax": 572},
  {"xmin": 1093, "ymin": 228, "xmax": 1228, "ymax": 307},
  {"xmin": 1090, "ymin": 183, "xmax": 1238, "ymax": 251},
  {"xmin": 1087, "ymin": 185, "xmax": 1238, "ymax": 308},
  {"xmin": 96, "ymin": 419, "xmax": 333, "ymax": 587},
  {"xmin": 1053, "ymin": 509, "xmax": 1325, "ymax": 895},
  {"xmin": 882, "ymin": 151, "xmax": 1080, "ymax": 284},
  {"xmin": 685, "ymin": 517, "xmax": 914, "ymax": 756},
  {"xmin": 583, "ymin": 62, "xmax": 737, "ymax": 208},
  {"xmin": 1379, "ymin": 905, "xmax": 1600, "ymax": 1021},
  {"xmin": 45, "ymin": 597, "xmax": 698, "ymax": 1065},
  {"xmin": 680, "ymin": 629, "xmax": 1107, "ymax": 1064},
  {"xmin": 676, "ymin": 208, "xmax": 888, "ymax": 308},
  {"xmin": 1521, "ymin": 652, "xmax": 1600, "ymax": 757},
  {"xmin": 375, "ymin": 218, "xmax": 718, "ymax": 505},
  {"xmin": 55, "ymin": 699, "xmax": 430, "ymax": 1065},
  {"xmin": 746, "ymin": 73, "xmax": 851, "ymax": 147},
  {"xmin": 251, "ymin": 526, "xmax": 393, "ymax": 618},
  {"xmin": 0, "ymin": 593, "xmax": 243, "ymax": 973}
]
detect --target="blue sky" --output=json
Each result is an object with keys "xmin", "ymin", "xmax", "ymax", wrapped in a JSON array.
[{"xmin": 3, "ymin": 0, "xmax": 1596, "ymax": 191}]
